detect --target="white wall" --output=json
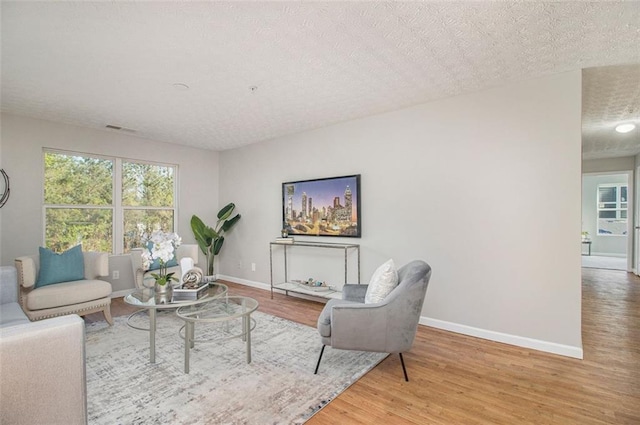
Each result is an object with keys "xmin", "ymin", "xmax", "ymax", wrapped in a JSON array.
[
  {"xmin": 582, "ymin": 157, "xmax": 636, "ymax": 173},
  {"xmin": 0, "ymin": 113, "xmax": 220, "ymax": 291},
  {"xmin": 582, "ymin": 173, "xmax": 629, "ymax": 256},
  {"xmin": 0, "ymin": 122, "xmax": 4, "ymax": 263},
  {"xmin": 219, "ymin": 71, "xmax": 584, "ymax": 357}
]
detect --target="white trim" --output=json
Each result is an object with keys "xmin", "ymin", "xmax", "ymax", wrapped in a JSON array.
[
  {"xmin": 111, "ymin": 288, "xmax": 135, "ymax": 298},
  {"xmin": 221, "ymin": 275, "xmax": 584, "ymax": 359},
  {"xmin": 420, "ymin": 317, "xmax": 584, "ymax": 359},
  {"xmin": 217, "ymin": 275, "xmax": 270, "ymax": 291},
  {"xmin": 591, "ymin": 252, "xmax": 627, "ymax": 258}
]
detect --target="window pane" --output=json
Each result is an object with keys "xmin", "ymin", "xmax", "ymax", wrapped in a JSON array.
[
  {"xmin": 599, "ymin": 211, "xmax": 617, "ymax": 219},
  {"xmin": 621, "ymin": 186, "xmax": 627, "ymax": 202},
  {"xmin": 44, "ymin": 152, "xmax": 112, "ymax": 205},
  {"xmin": 621, "ymin": 211, "xmax": 628, "ymax": 219},
  {"xmin": 122, "ymin": 162, "xmax": 175, "ymax": 207},
  {"xmin": 45, "ymin": 208, "xmax": 113, "ymax": 252},
  {"xmin": 598, "ymin": 187, "xmax": 616, "ymax": 203},
  {"xmin": 123, "ymin": 209, "xmax": 175, "ymax": 251}
]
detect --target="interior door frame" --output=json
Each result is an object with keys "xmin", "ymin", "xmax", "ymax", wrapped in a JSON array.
[
  {"xmin": 582, "ymin": 170, "xmax": 634, "ymax": 272},
  {"xmin": 635, "ymin": 165, "xmax": 640, "ymax": 275}
]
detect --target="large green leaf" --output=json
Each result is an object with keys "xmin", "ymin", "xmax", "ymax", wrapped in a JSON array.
[
  {"xmin": 217, "ymin": 203, "xmax": 235, "ymax": 221},
  {"xmin": 221, "ymin": 214, "xmax": 241, "ymax": 232},
  {"xmin": 191, "ymin": 215, "xmax": 211, "ymax": 255},
  {"xmin": 212, "ymin": 236, "xmax": 225, "ymax": 255}
]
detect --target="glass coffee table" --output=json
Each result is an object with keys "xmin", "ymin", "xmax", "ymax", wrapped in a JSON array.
[
  {"xmin": 124, "ymin": 282, "xmax": 228, "ymax": 363},
  {"xmin": 176, "ymin": 296, "xmax": 259, "ymax": 373}
]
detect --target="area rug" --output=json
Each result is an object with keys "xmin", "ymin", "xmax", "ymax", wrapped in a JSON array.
[{"xmin": 85, "ymin": 310, "xmax": 387, "ymax": 424}]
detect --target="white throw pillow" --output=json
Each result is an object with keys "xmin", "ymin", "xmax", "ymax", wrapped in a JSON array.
[{"xmin": 364, "ymin": 259, "xmax": 399, "ymax": 304}]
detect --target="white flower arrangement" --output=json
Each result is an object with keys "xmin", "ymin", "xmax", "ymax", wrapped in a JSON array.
[{"xmin": 141, "ymin": 230, "xmax": 182, "ymax": 286}]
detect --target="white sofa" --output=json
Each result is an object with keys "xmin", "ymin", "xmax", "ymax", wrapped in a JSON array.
[{"xmin": 0, "ymin": 266, "xmax": 88, "ymax": 425}]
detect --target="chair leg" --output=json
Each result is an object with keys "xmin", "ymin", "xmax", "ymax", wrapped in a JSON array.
[
  {"xmin": 399, "ymin": 353, "xmax": 409, "ymax": 382},
  {"xmin": 103, "ymin": 306, "xmax": 114, "ymax": 326},
  {"xmin": 314, "ymin": 345, "xmax": 326, "ymax": 375}
]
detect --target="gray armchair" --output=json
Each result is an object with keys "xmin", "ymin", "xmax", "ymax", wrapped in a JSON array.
[{"xmin": 315, "ymin": 260, "xmax": 432, "ymax": 381}]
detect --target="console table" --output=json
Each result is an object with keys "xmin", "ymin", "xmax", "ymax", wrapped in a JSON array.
[
  {"xmin": 269, "ymin": 240, "xmax": 360, "ymax": 300},
  {"xmin": 582, "ymin": 240, "xmax": 592, "ymax": 256}
]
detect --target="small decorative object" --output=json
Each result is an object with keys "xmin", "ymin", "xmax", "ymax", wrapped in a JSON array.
[
  {"xmin": 153, "ymin": 281, "xmax": 173, "ymax": 304},
  {"xmin": 173, "ymin": 270, "xmax": 208, "ymax": 302},
  {"xmin": 281, "ymin": 228, "xmax": 288, "ymax": 238},
  {"xmin": 141, "ymin": 230, "xmax": 182, "ymax": 304},
  {"xmin": 291, "ymin": 278, "xmax": 331, "ymax": 292},
  {"xmin": 182, "ymin": 267, "xmax": 204, "ymax": 286}
]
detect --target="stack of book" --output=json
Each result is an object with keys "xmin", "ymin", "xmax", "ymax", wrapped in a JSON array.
[
  {"xmin": 172, "ymin": 281, "xmax": 208, "ymax": 302},
  {"xmin": 275, "ymin": 237, "xmax": 294, "ymax": 244}
]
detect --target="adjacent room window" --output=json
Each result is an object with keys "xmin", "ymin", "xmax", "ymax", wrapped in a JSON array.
[
  {"xmin": 597, "ymin": 184, "xmax": 627, "ymax": 236},
  {"xmin": 43, "ymin": 150, "xmax": 177, "ymax": 253}
]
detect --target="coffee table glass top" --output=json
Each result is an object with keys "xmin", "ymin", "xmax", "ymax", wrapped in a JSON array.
[
  {"xmin": 176, "ymin": 296, "xmax": 259, "ymax": 323},
  {"xmin": 125, "ymin": 282, "xmax": 228, "ymax": 309}
]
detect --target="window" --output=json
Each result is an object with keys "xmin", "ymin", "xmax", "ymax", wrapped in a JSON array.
[
  {"xmin": 597, "ymin": 184, "xmax": 627, "ymax": 236},
  {"xmin": 44, "ymin": 150, "xmax": 177, "ymax": 253}
]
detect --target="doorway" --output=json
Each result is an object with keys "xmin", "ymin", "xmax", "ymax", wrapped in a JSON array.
[{"xmin": 581, "ymin": 172, "xmax": 633, "ymax": 271}]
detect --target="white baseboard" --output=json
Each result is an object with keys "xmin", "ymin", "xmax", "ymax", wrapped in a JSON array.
[
  {"xmin": 420, "ymin": 317, "xmax": 583, "ymax": 359},
  {"xmin": 217, "ymin": 274, "xmax": 270, "ymax": 291},
  {"xmin": 591, "ymin": 252, "xmax": 626, "ymax": 258},
  {"xmin": 111, "ymin": 288, "xmax": 135, "ymax": 298},
  {"xmin": 219, "ymin": 275, "xmax": 584, "ymax": 359}
]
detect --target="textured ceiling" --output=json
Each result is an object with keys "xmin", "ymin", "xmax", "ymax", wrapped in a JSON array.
[
  {"xmin": 582, "ymin": 64, "xmax": 640, "ymax": 160},
  {"xmin": 1, "ymin": 1, "xmax": 639, "ymax": 158}
]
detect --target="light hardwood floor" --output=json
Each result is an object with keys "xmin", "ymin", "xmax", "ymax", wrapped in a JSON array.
[{"xmin": 88, "ymin": 268, "xmax": 640, "ymax": 424}]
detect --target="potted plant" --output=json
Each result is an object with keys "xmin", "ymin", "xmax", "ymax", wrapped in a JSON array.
[
  {"xmin": 140, "ymin": 230, "xmax": 182, "ymax": 303},
  {"xmin": 191, "ymin": 203, "xmax": 241, "ymax": 278}
]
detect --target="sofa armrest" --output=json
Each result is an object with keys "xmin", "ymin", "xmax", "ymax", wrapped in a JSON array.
[
  {"xmin": 0, "ymin": 266, "xmax": 19, "ymax": 304},
  {"xmin": 83, "ymin": 251, "xmax": 109, "ymax": 279},
  {"xmin": 15, "ymin": 256, "xmax": 37, "ymax": 289},
  {"xmin": 0, "ymin": 315, "xmax": 87, "ymax": 425}
]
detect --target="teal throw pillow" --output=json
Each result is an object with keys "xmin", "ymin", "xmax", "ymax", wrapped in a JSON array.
[
  {"xmin": 146, "ymin": 241, "xmax": 179, "ymax": 271},
  {"xmin": 36, "ymin": 245, "xmax": 85, "ymax": 288}
]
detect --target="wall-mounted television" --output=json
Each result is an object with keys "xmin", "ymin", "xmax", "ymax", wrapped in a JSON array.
[{"xmin": 282, "ymin": 174, "xmax": 361, "ymax": 238}]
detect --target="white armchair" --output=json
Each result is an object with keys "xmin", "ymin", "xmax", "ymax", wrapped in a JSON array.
[
  {"xmin": 14, "ymin": 251, "xmax": 113, "ymax": 325},
  {"xmin": 130, "ymin": 244, "xmax": 199, "ymax": 289}
]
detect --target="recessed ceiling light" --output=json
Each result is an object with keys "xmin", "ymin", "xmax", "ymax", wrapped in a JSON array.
[
  {"xmin": 615, "ymin": 123, "xmax": 636, "ymax": 133},
  {"xmin": 172, "ymin": 83, "xmax": 190, "ymax": 91},
  {"xmin": 249, "ymin": 85, "xmax": 258, "ymax": 93}
]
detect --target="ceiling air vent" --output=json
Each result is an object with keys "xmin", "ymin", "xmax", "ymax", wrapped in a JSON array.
[{"xmin": 106, "ymin": 124, "xmax": 136, "ymax": 133}]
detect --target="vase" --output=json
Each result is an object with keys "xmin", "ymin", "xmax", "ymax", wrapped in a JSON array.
[{"xmin": 154, "ymin": 281, "xmax": 173, "ymax": 304}]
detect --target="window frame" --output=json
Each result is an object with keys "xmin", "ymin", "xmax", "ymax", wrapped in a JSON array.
[
  {"xmin": 596, "ymin": 183, "xmax": 628, "ymax": 237},
  {"xmin": 42, "ymin": 148, "xmax": 179, "ymax": 254}
]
